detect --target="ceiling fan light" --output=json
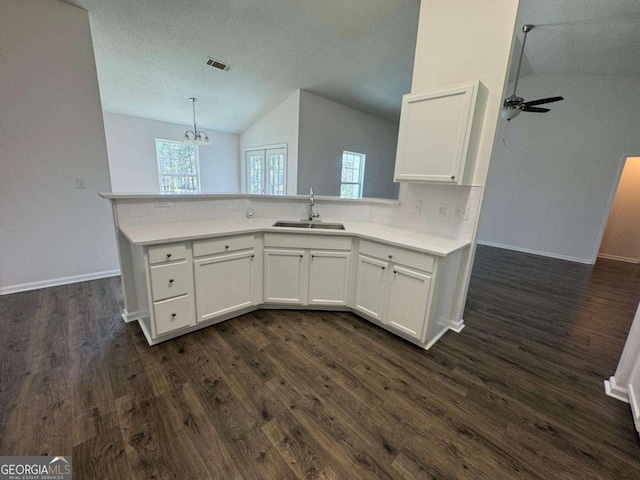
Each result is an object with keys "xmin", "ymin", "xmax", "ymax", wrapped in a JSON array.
[{"xmin": 501, "ymin": 108, "xmax": 521, "ymax": 121}]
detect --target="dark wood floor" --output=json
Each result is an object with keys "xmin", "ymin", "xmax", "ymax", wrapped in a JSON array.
[{"xmin": 1, "ymin": 245, "xmax": 640, "ymax": 479}]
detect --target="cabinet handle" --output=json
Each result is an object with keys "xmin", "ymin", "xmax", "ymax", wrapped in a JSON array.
[
  {"xmin": 225, "ymin": 245, "xmax": 230, "ymax": 249},
  {"xmin": 388, "ymin": 254, "xmax": 393, "ymax": 259},
  {"xmin": 168, "ymin": 278, "xmax": 174, "ymax": 283},
  {"xmin": 171, "ymin": 313, "xmax": 177, "ymax": 318},
  {"xmin": 166, "ymin": 253, "xmax": 172, "ymax": 258}
]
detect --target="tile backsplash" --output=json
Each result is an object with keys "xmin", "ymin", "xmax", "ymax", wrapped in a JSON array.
[{"xmin": 113, "ymin": 184, "xmax": 482, "ymax": 242}]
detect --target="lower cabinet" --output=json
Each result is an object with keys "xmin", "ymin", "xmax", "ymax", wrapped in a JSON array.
[
  {"xmin": 355, "ymin": 240, "xmax": 435, "ymax": 342},
  {"xmin": 353, "ymin": 255, "xmax": 389, "ymax": 321},
  {"xmin": 308, "ymin": 251, "xmax": 351, "ymax": 306},
  {"xmin": 264, "ymin": 248, "xmax": 307, "ymax": 304},
  {"xmin": 194, "ymin": 250, "xmax": 255, "ymax": 323},
  {"xmin": 386, "ymin": 265, "xmax": 432, "ymax": 340}
]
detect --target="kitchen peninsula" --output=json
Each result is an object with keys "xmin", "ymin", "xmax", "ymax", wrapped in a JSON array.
[{"xmin": 102, "ymin": 192, "xmax": 476, "ymax": 349}]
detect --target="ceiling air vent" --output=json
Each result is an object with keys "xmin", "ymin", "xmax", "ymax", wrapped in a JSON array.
[{"xmin": 206, "ymin": 57, "xmax": 232, "ymax": 72}]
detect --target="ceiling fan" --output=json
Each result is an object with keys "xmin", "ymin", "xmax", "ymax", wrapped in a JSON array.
[{"xmin": 501, "ymin": 24, "xmax": 564, "ymax": 121}]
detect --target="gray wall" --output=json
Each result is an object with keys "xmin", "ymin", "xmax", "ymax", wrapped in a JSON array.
[
  {"xmin": 297, "ymin": 91, "xmax": 400, "ymax": 199},
  {"xmin": 0, "ymin": 0, "xmax": 118, "ymax": 293},
  {"xmin": 479, "ymin": 73, "xmax": 640, "ymax": 263}
]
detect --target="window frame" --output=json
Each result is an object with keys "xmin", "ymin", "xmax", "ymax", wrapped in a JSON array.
[
  {"xmin": 155, "ymin": 138, "xmax": 201, "ymax": 194},
  {"xmin": 340, "ymin": 150, "xmax": 366, "ymax": 199}
]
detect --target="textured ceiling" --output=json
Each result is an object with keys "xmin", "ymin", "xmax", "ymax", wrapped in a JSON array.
[
  {"xmin": 62, "ymin": 0, "xmax": 640, "ymax": 134},
  {"xmin": 62, "ymin": 0, "xmax": 420, "ymax": 133}
]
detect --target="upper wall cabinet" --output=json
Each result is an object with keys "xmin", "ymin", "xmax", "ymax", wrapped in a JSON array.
[{"xmin": 394, "ymin": 82, "xmax": 479, "ymax": 185}]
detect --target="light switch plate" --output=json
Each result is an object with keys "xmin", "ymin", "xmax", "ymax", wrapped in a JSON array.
[{"xmin": 75, "ymin": 177, "xmax": 86, "ymax": 189}]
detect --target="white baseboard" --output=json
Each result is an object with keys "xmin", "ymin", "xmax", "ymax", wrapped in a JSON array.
[
  {"xmin": 424, "ymin": 325, "xmax": 450, "ymax": 350},
  {"xmin": 604, "ymin": 376, "xmax": 629, "ymax": 403},
  {"xmin": 449, "ymin": 318, "xmax": 465, "ymax": 333},
  {"xmin": 597, "ymin": 253, "xmax": 639, "ymax": 264},
  {"xmin": 0, "ymin": 269, "xmax": 121, "ymax": 295},
  {"xmin": 477, "ymin": 241, "xmax": 592, "ymax": 265}
]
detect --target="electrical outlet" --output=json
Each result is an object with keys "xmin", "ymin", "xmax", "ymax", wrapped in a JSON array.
[
  {"xmin": 75, "ymin": 177, "xmax": 86, "ymax": 189},
  {"xmin": 437, "ymin": 203, "xmax": 447, "ymax": 218},
  {"xmin": 155, "ymin": 200, "xmax": 170, "ymax": 208},
  {"xmin": 455, "ymin": 204, "xmax": 471, "ymax": 220},
  {"xmin": 414, "ymin": 200, "xmax": 422, "ymax": 213}
]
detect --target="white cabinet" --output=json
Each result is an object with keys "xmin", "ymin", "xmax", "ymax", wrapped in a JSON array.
[
  {"xmin": 194, "ymin": 250, "xmax": 255, "ymax": 323},
  {"xmin": 263, "ymin": 234, "xmax": 352, "ymax": 307},
  {"xmin": 144, "ymin": 241, "xmax": 196, "ymax": 338},
  {"xmin": 355, "ymin": 240, "xmax": 436, "ymax": 342},
  {"xmin": 353, "ymin": 255, "xmax": 389, "ymax": 321},
  {"xmin": 264, "ymin": 249, "xmax": 307, "ymax": 304},
  {"xmin": 387, "ymin": 265, "xmax": 432, "ymax": 340},
  {"xmin": 192, "ymin": 234, "xmax": 258, "ymax": 323},
  {"xmin": 394, "ymin": 82, "xmax": 478, "ymax": 185},
  {"xmin": 308, "ymin": 251, "xmax": 351, "ymax": 306}
]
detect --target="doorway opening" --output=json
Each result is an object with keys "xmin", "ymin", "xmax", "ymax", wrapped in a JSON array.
[{"xmin": 597, "ymin": 156, "xmax": 640, "ymax": 264}]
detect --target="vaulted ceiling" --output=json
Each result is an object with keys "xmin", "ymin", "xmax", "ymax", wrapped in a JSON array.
[{"xmin": 62, "ymin": 0, "xmax": 640, "ymax": 133}]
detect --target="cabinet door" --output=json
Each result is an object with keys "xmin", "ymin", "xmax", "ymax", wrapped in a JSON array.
[
  {"xmin": 264, "ymin": 249, "xmax": 307, "ymax": 304},
  {"xmin": 353, "ymin": 255, "xmax": 389, "ymax": 321},
  {"xmin": 386, "ymin": 265, "xmax": 431, "ymax": 341},
  {"xmin": 394, "ymin": 83, "xmax": 477, "ymax": 184},
  {"xmin": 194, "ymin": 251, "xmax": 255, "ymax": 323},
  {"xmin": 308, "ymin": 251, "xmax": 351, "ymax": 306}
]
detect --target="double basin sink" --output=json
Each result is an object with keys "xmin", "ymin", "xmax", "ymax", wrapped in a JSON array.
[{"xmin": 272, "ymin": 220, "xmax": 345, "ymax": 230}]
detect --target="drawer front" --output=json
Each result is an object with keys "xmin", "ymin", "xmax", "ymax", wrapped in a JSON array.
[
  {"xmin": 149, "ymin": 262, "xmax": 189, "ymax": 301},
  {"xmin": 360, "ymin": 240, "xmax": 434, "ymax": 272},
  {"xmin": 193, "ymin": 234, "xmax": 254, "ymax": 257},
  {"xmin": 148, "ymin": 243, "xmax": 186, "ymax": 264},
  {"xmin": 153, "ymin": 294, "xmax": 193, "ymax": 336},
  {"xmin": 264, "ymin": 233, "xmax": 351, "ymax": 251}
]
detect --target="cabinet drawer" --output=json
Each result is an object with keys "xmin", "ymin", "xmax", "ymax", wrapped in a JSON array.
[
  {"xmin": 153, "ymin": 294, "xmax": 193, "ymax": 336},
  {"xmin": 149, "ymin": 261, "xmax": 189, "ymax": 301},
  {"xmin": 360, "ymin": 240, "xmax": 434, "ymax": 272},
  {"xmin": 148, "ymin": 243, "xmax": 186, "ymax": 264},
  {"xmin": 264, "ymin": 233, "xmax": 351, "ymax": 251},
  {"xmin": 193, "ymin": 234, "xmax": 254, "ymax": 257}
]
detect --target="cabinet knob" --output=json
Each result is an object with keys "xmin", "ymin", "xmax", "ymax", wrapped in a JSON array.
[
  {"xmin": 251, "ymin": 254, "xmax": 255, "ymax": 258},
  {"xmin": 451, "ymin": 175, "xmax": 456, "ymax": 180},
  {"xmin": 311, "ymin": 255, "xmax": 315, "ymax": 258},
  {"xmin": 166, "ymin": 253, "xmax": 172, "ymax": 258},
  {"xmin": 168, "ymin": 278, "xmax": 174, "ymax": 283},
  {"xmin": 381, "ymin": 266, "xmax": 386, "ymax": 270},
  {"xmin": 171, "ymin": 313, "xmax": 177, "ymax": 318},
  {"xmin": 393, "ymin": 270, "xmax": 397, "ymax": 274},
  {"xmin": 299, "ymin": 255, "xmax": 304, "ymax": 258},
  {"xmin": 225, "ymin": 245, "xmax": 230, "ymax": 249},
  {"xmin": 388, "ymin": 254, "xmax": 393, "ymax": 259}
]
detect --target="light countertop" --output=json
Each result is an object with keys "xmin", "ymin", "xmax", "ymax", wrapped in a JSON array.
[{"xmin": 119, "ymin": 218, "xmax": 470, "ymax": 257}]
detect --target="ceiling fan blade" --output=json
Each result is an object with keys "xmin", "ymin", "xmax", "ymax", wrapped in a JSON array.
[
  {"xmin": 523, "ymin": 106, "xmax": 550, "ymax": 113},
  {"xmin": 523, "ymin": 96, "xmax": 564, "ymax": 107}
]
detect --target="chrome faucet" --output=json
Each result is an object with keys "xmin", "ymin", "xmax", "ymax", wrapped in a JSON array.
[{"xmin": 308, "ymin": 187, "xmax": 320, "ymax": 221}]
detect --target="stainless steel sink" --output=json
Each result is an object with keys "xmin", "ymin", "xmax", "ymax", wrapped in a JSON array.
[
  {"xmin": 310, "ymin": 223, "xmax": 345, "ymax": 230},
  {"xmin": 272, "ymin": 220, "xmax": 345, "ymax": 230}
]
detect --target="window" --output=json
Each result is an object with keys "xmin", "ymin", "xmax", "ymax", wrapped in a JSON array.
[
  {"xmin": 340, "ymin": 151, "xmax": 366, "ymax": 198},
  {"xmin": 244, "ymin": 145, "xmax": 286, "ymax": 195},
  {"xmin": 156, "ymin": 139, "xmax": 200, "ymax": 194}
]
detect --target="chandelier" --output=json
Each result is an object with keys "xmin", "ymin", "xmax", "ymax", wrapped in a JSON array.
[{"xmin": 183, "ymin": 97, "xmax": 211, "ymax": 146}]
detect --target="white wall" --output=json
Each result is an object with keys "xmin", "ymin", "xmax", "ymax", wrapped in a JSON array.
[
  {"xmin": 479, "ymin": 74, "xmax": 640, "ymax": 263},
  {"xmin": 0, "ymin": 0, "xmax": 119, "ymax": 294},
  {"xmin": 103, "ymin": 112, "xmax": 240, "ymax": 193},
  {"xmin": 240, "ymin": 91, "xmax": 300, "ymax": 195},
  {"xmin": 297, "ymin": 91, "xmax": 400, "ymax": 199},
  {"xmin": 599, "ymin": 157, "xmax": 640, "ymax": 263}
]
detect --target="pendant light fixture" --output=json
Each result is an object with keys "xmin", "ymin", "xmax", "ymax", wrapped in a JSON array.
[{"xmin": 183, "ymin": 97, "xmax": 211, "ymax": 146}]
